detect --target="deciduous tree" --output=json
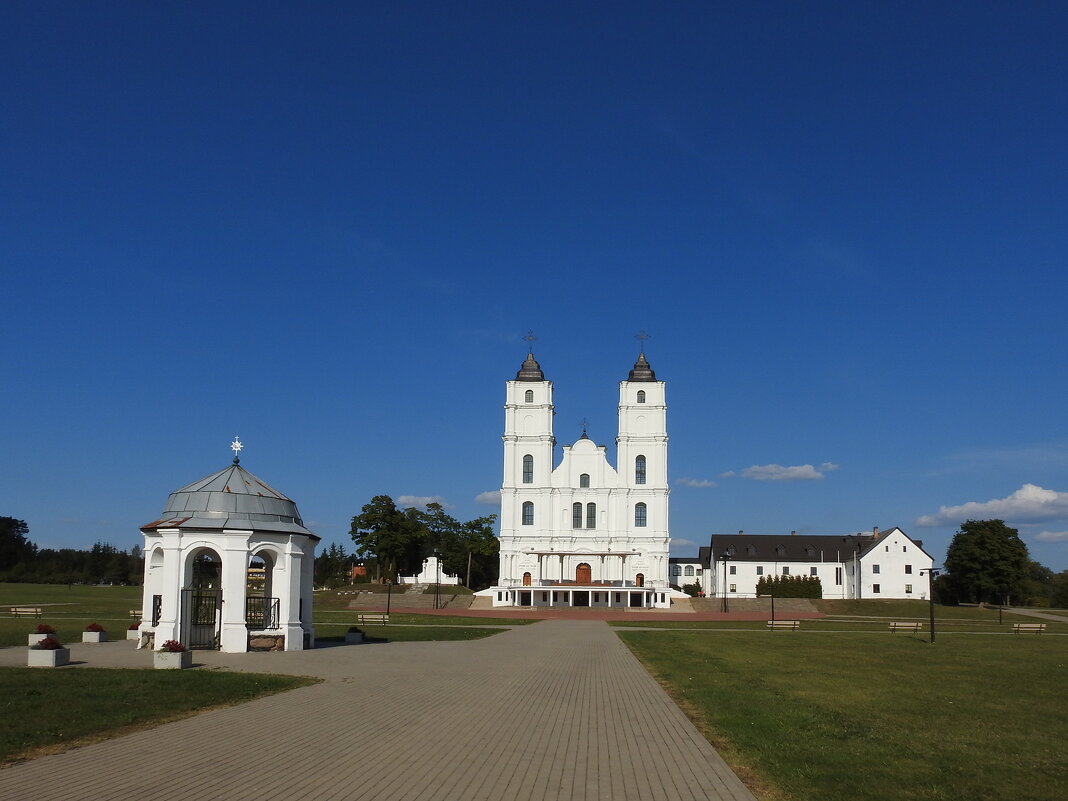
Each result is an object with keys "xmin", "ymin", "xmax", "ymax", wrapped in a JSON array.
[{"xmin": 943, "ymin": 519, "xmax": 1029, "ymax": 604}]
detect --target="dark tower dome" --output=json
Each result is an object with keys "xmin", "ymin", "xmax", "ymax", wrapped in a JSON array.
[
  {"xmin": 627, "ymin": 352, "xmax": 657, "ymax": 382},
  {"xmin": 516, "ymin": 353, "xmax": 545, "ymax": 381}
]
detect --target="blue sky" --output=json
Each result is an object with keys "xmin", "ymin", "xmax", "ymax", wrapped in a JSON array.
[{"xmin": 3, "ymin": 2, "xmax": 1068, "ymax": 572}]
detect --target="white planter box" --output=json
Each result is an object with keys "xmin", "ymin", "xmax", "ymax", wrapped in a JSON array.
[
  {"xmin": 127, "ymin": 629, "xmax": 141, "ymax": 641},
  {"xmin": 344, "ymin": 630, "xmax": 365, "ymax": 644},
  {"xmin": 82, "ymin": 631, "xmax": 108, "ymax": 643},
  {"xmin": 28, "ymin": 647, "xmax": 70, "ymax": 667},
  {"xmin": 154, "ymin": 650, "xmax": 192, "ymax": 670},
  {"xmin": 28, "ymin": 632, "xmax": 57, "ymax": 646}
]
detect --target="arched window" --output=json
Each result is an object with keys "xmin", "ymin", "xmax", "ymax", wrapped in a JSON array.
[
  {"xmin": 524, "ymin": 389, "xmax": 534, "ymax": 403},
  {"xmin": 579, "ymin": 473, "xmax": 590, "ymax": 488},
  {"xmin": 522, "ymin": 502, "xmax": 534, "ymax": 526},
  {"xmin": 635, "ymin": 455, "xmax": 647, "ymax": 485},
  {"xmin": 684, "ymin": 565, "xmax": 695, "ymax": 576},
  {"xmin": 634, "ymin": 502, "xmax": 647, "ymax": 527},
  {"xmin": 586, "ymin": 502, "xmax": 596, "ymax": 528},
  {"xmin": 775, "ymin": 545, "xmax": 786, "ymax": 557},
  {"xmin": 672, "ymin": 564, "xmax": 681, "ymax": 576},
  {"xmin": 522, "ymin": 454, "xmax": 533, "ymax": 484},
  {"xmin": 572, "ymin": 502, "xmax": 582, "ymax": 529},
  {"xmin": 522, "ymin": 572, "xmax": 532, "ymax": 586},
  {"xmin": 637, "ymin": 390, "xmax": 646, "ymax": 404}
]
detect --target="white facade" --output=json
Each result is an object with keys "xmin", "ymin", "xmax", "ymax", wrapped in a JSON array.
[
  {"xmin": 706, "ymin": 527, "xmax": 934, "ymax": 601},
  {"xmin": 398, "ymin": 555, "xmax": 460, "ymax": 586},
  {"xmin": 489, "ymin": 350, "xmax": 674, "ymax": 608}
]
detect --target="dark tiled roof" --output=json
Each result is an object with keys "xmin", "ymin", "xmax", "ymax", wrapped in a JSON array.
[{"xmin": 709, "ymin": 528, "xmax": 927, "ymax": 562}]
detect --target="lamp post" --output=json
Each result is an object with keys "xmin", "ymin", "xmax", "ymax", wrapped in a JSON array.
[
  {"xmin": 919, "ymin": 567, "xmax": 941, "ymax": 643},
  {"xmin": 720, "ymin": 552, "xmax": 731, "ymax": 613},
  {"xmin": 384, "ymin": 578, "xmax": 393, "ymax": 617},
  {"xmin": 758, "ymin": 593, "xmax": 775, "ymax": 624},
  {"xmin": 433, "ymin": 552, "xmax": 442, "ymax": 610}
]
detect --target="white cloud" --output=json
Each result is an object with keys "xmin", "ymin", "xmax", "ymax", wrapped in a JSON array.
[
  {"xmin": 396, "ymin": 495, "xmax": 448, "ymax": 509},
  {"xmin": 676, "ymin": 478, "xmax": 716, "ymax": 488},
  {"xmin": 739, "ymin": 462, "xmax": 839, "ymax": 481},
  {"xmin": 719, "ymin": 471, "xmax": 736, "ymax": 478},
  {"xmin": 1035, "ymin": 530, "xmax": 1068, "ymax": 542},
  {"xmin": 916, "ymin": 484, "xmax": 1068, "ymax": 527},
  {"xmin": 670, "ymin": 538, "xmax": 698, "ymax": 549},
  {"xmin": 475, "ymin": 490, "xmax": 502, "ymax": 505}
]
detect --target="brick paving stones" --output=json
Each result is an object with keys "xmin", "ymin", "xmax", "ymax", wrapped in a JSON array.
[{"xmin": 0, "ymin": 621, "xmax": 756, "ymax": 801}]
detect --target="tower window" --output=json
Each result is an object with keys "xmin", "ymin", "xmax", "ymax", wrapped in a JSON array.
[
  {"xmin": 635, "ymin": 455, "xmax": 647, "ymax": 485},
  {"xmin": 522, "ymin": 502, "xmax": 534, "ymax": 526},
  {"xmin": 634, "ymin": 502, "xmax": 647, "ymax": 527},
  {"xmin": 524, "ymin": 389, "xmax": 534, "ymax": 403},
  {"xmin": 586, "ymin": 502, "xmax": 596, "ymax": 529},
  {"xmin": 572, "ymin": 502, "xmax": 582, "ymax": 529},
  {"xmin": 522, "ymin": 454, "xmax": 533, "ymax": 484},
  {"xmin": 637, "ymin": 390, "xmax": 646, "ymax": 404},
  {"xmin": 579, "ymin": 473, "xmax": 590, "ymax": 488}
]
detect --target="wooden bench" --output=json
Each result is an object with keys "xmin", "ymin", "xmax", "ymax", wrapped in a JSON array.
[
  {"xmin": 9, "ymin": 607, "xmax": 42, "ymax": 618},
  {"xmin": 129, "ymin": 609, "xmax": 143, "ymax": 618},
  {"xmin": 767, "ymin": 619, "xmax": 800, "ymax": 630},
  {"xmin": 889, "ymin": 621, "xmax": 924, "ymax": 633},
  {"xmin": 1012, "ymin": 623, "xmax": 1046, "ymax": 634},
  {"xmin": 355, "ymin": 613, "xmax": 389, "ymax": 625}
]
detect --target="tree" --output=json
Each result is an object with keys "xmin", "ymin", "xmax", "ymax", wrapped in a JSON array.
[
  {"xmin": 943, "ymin": 519, "xmax": 1029, "ymax": 604},
  {"xmin": 350, "ymin": 496, "xmax": 420, "ymax": 581},
  {"xmin": 0, "ymin": 517, "xmax": 36, "ymax": 573},
  {"xmin": 1050, "ymin": 571, "xmax": 1068, "ymax": 609}
]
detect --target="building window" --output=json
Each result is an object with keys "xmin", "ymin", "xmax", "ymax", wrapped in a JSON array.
[
  {"xmin": 579, "ymin": 473, "xmax": 590, "ymax": 488},
  {"xmin": 885, "ymin": 545, "xmax": 889, "ymax": 552},
  {"xmin": 634, "ymin": 503, "xmax": 647, "ymax": 527},
  {"xmin": 637, "ymin": 390, "xmax": 646, "ymax": 403},
  {"xmin": 810, "ymin": 567, "xmax": 817, "ymax": 576},
  {"xmin": 572, "ymin": 502, "xmax": 582, "ymax": 529},
  {"xmin": 672, "ymin": 564, "xmax": 681, "ymax": 576},
  {"xmin": 782, "ymin": 567, "xmax": 790, "ymax": 575},
  {"xmin": 684, "ymin": 565, "xmax": 695, "ymax": 577},
  {"xmin": 524, "ymin": 389, "xmax": 534, "ymax": 403},
  {"xmin": 835, "ymin": 567, "xmax": 843, "ymax": 585},
  {"xmin": 635, "ymin": 455, "xmax": 647, "ymax": 484},
  {"xmin": 522, "ymin": 454, "xmax": 533, "ymax": 484},
  {"xmin": 522, "ymin": 502, "xmax": 534, "ymax": 526},
  {"xmin": 905, "ymin": 564, "xmax": 912, "ymax": 574},
  {"xmin": 614, "ymin": 593, "xmax": 621, "ymax": 603},
  {"xmin": 872, "ymin": 564, "xmax": 880, "ymax": 574},
  {"xmin": 905, "ymin": 584, "xmax": 913, "ymax": 594},
  {"xmin": 593, "ymin": 593, "xmax": 598, "ymax": 603},
  {"xmin": 542, "ymin": 592, "xmax": 547, "ymax": 602},
  {"xmin": 776, "ymin": 545, "xmax": 785, "ymax": 556},
  {"xmin": 756, "ymin": 566, "xmax": 763, "ymax": 575},
  {"xmin": 586, "ymin": 502, "xmax": 596, "ymax": 528},
  {"xmin": 729, "ymin": 584, "xmax": 736, "ymax": 593},
  {"xmin": 872, "ymin": 584, "xmax": 881, "ymax": 594},
  {"xmin": 728, "ymin": 565, "xmax": 736, "ymax": 575},
  {"xmin": 746, "ymin": 545, "xmax": 756, "ymax": 556}
]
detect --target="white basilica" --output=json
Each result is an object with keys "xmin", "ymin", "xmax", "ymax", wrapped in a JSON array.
[{"xmin": 486, "ymin": 347, "xmax": 676, "ymax": 608}]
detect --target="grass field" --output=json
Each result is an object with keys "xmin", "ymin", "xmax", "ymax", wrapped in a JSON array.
[
  {"xmin": 0, "ymin": 668, "xmax": 316, "ymax": 766},
  {"xmin": 619, "ymin": 628, "xmax": 1066, "ymax": 801}
]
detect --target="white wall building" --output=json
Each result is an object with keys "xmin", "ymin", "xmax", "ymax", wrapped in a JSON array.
[
  {"xmin": 705, "ymin": 527, "xmax": 934, "ymax": 601},
  {"xmin": 485, "ymin": 348, "xmax": 675, "ymax": 608}
]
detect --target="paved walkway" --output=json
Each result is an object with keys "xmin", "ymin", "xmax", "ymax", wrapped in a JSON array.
[{"xmin": 0, "ymin": 621, "xmax": 756, "ymax": 801}]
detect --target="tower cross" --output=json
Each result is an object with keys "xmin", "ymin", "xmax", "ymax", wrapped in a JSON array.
[
  {"xmin": 635, "ymin": 329, "xmax": 651, "ymax": 352},
  {"xmin": 523, "ymin": 330, "xmax": 537, "ymax": 353},
  {"xmin": 230, "ymin": 436, "xmax": 243, "ymax": 464}
]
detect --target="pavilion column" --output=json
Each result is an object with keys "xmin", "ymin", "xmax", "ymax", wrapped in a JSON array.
[
  {"xmin": 152, "ymin": 533, "xmax": 184, "ymax": 647},
  {"xmin": 219, "ymin": 533, "xmax": 251, "ymax": 653}
]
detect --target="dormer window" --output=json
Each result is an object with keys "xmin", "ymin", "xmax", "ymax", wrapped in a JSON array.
[
  {"xmin": 775, "ymin": 545, "xmax": 786, "ymax": 557},
  {"xmin": 579, "ymin": 473, "xmax": 590, "ymax": 488},
  {"xmin": 637, "ymin": 390, "xmax": 646, "ymax": 404},
  {"xmin": 524, "ymin": 389, "xmax": 534, "ymax": 403},
  {"xmin": 746, "ymin": 546, "xmax": 756, "ymax": 556}
]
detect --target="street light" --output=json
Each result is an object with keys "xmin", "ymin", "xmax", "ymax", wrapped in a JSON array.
[
  {"xmin": 758, "ymin": 593, "xmax": 775, "ymax": 624},
  {"xmin": 919, "ymin": 567, "xmax": 941, "ymax": 643},
  {"xmin": 433, "ymin": 552, "xmax": 442, "ymax": 610},
  {"xmin": 720, "ymin": 552, "xmax": 731, "ymax": 613},
  {"xmin": 384, "ymin": 578, "xmax": 393, "ymax": 618}
]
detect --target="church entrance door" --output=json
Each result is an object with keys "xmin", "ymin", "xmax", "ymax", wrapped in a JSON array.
[
  {"xmin": 576, "ymin": 563, "xmax": 592, "ymax": 584},
  {"xmin": 519, "ymin": 591, "xmax": 531, "ymax": 606},
  {"xmin": 573, "ymin": 591, "xmax": 590, "ymax": 607},
  {"xmin": 629, "ymin": 592, "xmax": 643, "ymax": 608}
]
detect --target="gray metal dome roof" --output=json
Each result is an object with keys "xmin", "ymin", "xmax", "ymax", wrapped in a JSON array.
[
  {"xmin": 142, "ymin": 464, "xmax": 318, "ymax": 539},
  {"xmin": 627, "ymin": 352, "xmax": 657, "ymax": 382},
  {"xmin": 516, "ymin": 352, "xmax": 545, "ymax": 381}
]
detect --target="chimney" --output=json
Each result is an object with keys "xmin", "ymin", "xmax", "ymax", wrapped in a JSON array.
[
  {"xmin": 738, "ymin": 530, "xmax": 744, "ymax": 535},
  {"xmin": 873, "ymin": 526, "xmax": 880, "ymax": 539},
  {"xmin": 791, "ymin": 530, "xmax": 797, "ymax": 536}
]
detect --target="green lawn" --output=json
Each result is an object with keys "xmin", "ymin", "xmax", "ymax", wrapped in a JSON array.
[
  {"xmin": 0, "ymin": 668, "xmax": 316, "ymax": 766},
  {"xmin": 619, "ymin": 629, "xmax": 1066, "ymax": 801}
]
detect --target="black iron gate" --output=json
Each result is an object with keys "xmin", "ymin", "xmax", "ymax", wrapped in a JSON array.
[{"xmin": 181, "ymin": 588, "xmax": 221, "ymax": 649}]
